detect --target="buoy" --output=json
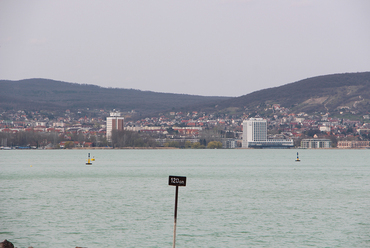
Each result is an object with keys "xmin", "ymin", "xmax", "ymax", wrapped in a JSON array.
[
  {"xmin": 296, "ymin": 152, "xmax": 300, "ymax": 162},
  {"xmin": 86, "ymin": 153, "xmax": 92, "ymax": 165}
]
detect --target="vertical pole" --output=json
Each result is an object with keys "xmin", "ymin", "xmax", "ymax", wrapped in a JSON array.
[{"xmin": 173, "ymin": 185, "xmax": 179, "ymax": 248}]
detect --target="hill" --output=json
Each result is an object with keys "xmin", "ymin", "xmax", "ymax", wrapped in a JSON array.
[
  {"xmin": 0, "ymin": 79, "xmax": 229, "ymax": 114},
  {"xmin": 2, "ymin": 72, "xmax": 370, "ymax": 119},
  {"xmin": 188, "ymin": 72, "xmax": 370, "ymax": 117}
]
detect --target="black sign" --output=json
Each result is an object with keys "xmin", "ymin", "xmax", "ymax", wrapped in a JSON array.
[{"xmin": 169, "ymin": 176, "xmax": 186, "ymax": 186}]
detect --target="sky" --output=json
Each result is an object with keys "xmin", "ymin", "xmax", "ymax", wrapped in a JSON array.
[{"xmin": 0, "ymin": 0, "xmax": 369, "ymax": 97}]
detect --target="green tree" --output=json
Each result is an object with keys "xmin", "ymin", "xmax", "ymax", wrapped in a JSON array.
[
  {"xmin": 207, "ymin": 141, "xmax": 222, "ymax": 149},
  {"xmin": 164, "ymin": 141, "xmax": 180, "ymax": 148},
  {"xmin": 111, "ymin": 130, "xmax": 158, "ymax": 148},
  {"xmin": 64, "ymin": 141, "xmax": 75, "ymax": 149},
  {"xmin": 191, "ymin": 142, "xmax": 205, "ymax": 149},
  {"xmin": 184, "ymin": 141, "xmax": 192, "ymax": 148}
]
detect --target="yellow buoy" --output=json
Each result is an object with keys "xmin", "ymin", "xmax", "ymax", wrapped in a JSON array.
[
  {"xmin": 296, "ymin": 152, "xmax": 300, "ymax": 162},
  {"xmin": 86, "ymin": 153, "xmax": 92, "ymax": 165}
]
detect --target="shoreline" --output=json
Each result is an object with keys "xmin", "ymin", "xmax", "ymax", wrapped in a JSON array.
[
  {"xmin": 0, "ymin": 146, "xmax": 180, "ymax": 150},
  {"xmin": 1, "ymin": 146, "xmax": 370, "ymax": 150}
]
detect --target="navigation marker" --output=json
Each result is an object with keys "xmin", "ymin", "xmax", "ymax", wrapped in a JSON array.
[
  {"xmin": 169, "ymin": 175, "xmax": 186, "ymax": 248},
  {"xmin": 86, "ymin": 153, "xmax": 93, "ymax": 165},
  {"xmin": 296, "ymin": 152, "xmax": 300, "ymax": 162}
]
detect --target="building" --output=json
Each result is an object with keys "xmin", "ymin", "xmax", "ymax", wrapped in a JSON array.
[
  {"xmin": 319, "ymin": 126, "xmax": 331, "ymax": 132},
  {"xmin": 242, "ymin": 118, "xmax": 293, "ymax": 148},
  {"xmin": 222, "ymin": 138, "xmax": 238, "ymax": 149},
  {"xmin": 301, "ymin": 139, "xmax": 332, "ymax": 148},
  {"xmin": 106, "ymin": 112, "xmax": 124, "ymax": 141},
  {"xmin": 337, "ymin": 140, "xmax": 370, "ymax": 148}
]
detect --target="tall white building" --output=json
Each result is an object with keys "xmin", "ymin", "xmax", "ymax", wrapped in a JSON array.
[
  {"xmin": 242, "ymin": 118, "xmax": 266, "ymax": 147},
  {"xmin": 243, "ymin": 118, "xmax": 293, "ymax": 148},
  {"xmin": 106, "ymin": 112, "xmax": 124, "ymax": 142}
]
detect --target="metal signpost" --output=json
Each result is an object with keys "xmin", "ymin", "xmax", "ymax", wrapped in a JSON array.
[{"xmin": 168, "ymin": 175, "xmax": 186, "ymax": 248}]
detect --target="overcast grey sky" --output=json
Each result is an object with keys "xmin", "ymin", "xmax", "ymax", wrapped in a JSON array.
[{"xmin": 1, "ymin": 0, "xmax": 369, "ymax": 97}]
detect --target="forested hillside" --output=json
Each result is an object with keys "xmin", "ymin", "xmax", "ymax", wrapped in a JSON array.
[
  {"xmin": 0, "ymin": 79, "xmax": 229, "ymax": 114},
  {"xmin": 2, "ymin": 72, "xmax": 370, "ymax": 118}
]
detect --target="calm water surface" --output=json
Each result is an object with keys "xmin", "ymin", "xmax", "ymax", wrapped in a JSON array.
[{"xmin": 1, "ymin": 149, "xmax": 370, "ymax": 247}]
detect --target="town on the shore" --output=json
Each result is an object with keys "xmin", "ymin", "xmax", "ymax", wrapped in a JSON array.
[{"xmin": 1, "ymin": 104, "xmax": 370, "ymax": 149}]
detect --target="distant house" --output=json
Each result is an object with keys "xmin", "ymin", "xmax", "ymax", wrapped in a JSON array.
[
  {"xmin": 222, "ymin": 139, "xmax": 238, "ymax": 149},
  {"xmin": 337, "ymin": 141, "xmax": 370, "ymax": 148},
  {"xmin": 319, "ymin": 126, "xmax": 331, "ymax": 132},
  {"xmin": 172, "ymin": 127, "xmax": 202, "ymax": 136},
  {"xmin": 59, "ymin": 141, "xmax": 93, "ymax": 148},
  {"xmin": 82, "ymin": 142, "xmax": 93, "ymax": 147},
  {"xmin": 34, "ymin": 126, "xmax": 46, "ymax": 132},
  {"xmin": 301, "ymin": 139, "xmax": 332, "ymax": 148},
  {"xmin": 53, "ymin": 122, "xmax": 65, "ymax": 127}
]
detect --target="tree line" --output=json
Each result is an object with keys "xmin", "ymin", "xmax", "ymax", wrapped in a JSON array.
[
  {"xmin": 111, "ymin": 130, "xmax": 223, "ymax": 148},
  {"xmin": 0, "ymin": 131, "xmax": 61, "ymax": 148},
  {"xmin": 1, "ymin": 129, "xmax": 225, "ymax": 149},
  {"xmin": 0, "ymin": 131, "xmax": 107, "ymax": 148}
]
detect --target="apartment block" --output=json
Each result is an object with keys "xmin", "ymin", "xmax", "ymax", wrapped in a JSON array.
[{"xmin": 106, "ymin": 112, "xmax": 124, "ymax": 142}]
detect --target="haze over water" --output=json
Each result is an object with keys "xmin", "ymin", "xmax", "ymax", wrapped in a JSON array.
[{"xmin": 1, "ymin": 149, "xmax": 369, "ymax": 247}]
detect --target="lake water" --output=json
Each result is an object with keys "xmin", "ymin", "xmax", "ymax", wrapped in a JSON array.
[{"xmin": 1, "ymin": 149, "xmax": 370, "ymax": 247}]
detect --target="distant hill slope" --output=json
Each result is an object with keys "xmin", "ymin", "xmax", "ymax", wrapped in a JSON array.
[
  {"xmin": 2, "ymin": 73, "xmax": 370, "ymax": 117},
  {"xmin": 206, "ymin": 72, "xmax": 370, "ymax": 115},
  {"xmin": 0, "ymin": 79, "xmax": 230, "ymax": 114}
]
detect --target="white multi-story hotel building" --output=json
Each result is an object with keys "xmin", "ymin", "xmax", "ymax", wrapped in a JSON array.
[
  {"xmin": 106, "ymin": 112, "xmax": 124, "ymax": 142},
  {"xmin": 242, "ymin": 118, "xmax": 293, "ymax": 148}
]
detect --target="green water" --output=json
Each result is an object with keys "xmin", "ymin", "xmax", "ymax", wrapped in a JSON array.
[{"xmin": 1, "ymin": 149, "xmax": 370, "ymax": 247}]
